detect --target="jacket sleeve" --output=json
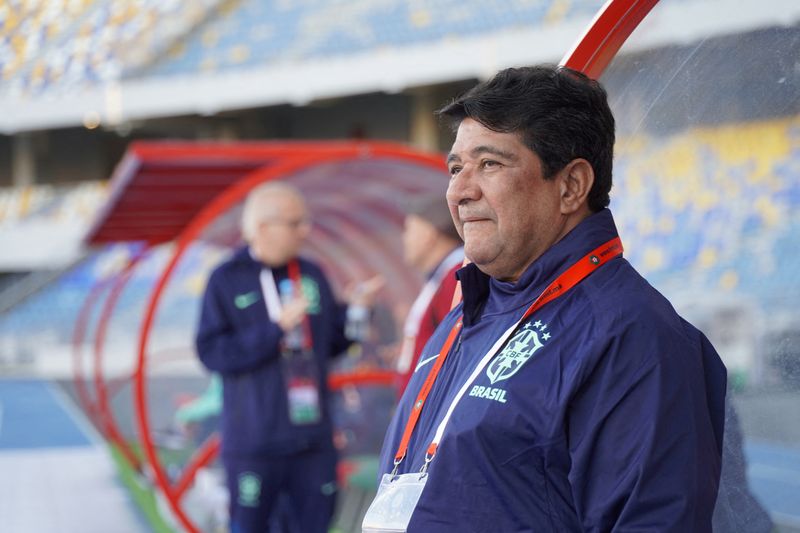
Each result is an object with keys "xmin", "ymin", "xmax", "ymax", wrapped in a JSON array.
[
  {"xmin": 195, "ymin": 269, "xmax": 283, "ymax": 374},
  {"xmin": 320, "ymin": 275, "xmax": 351, "ymax": 358},
  {"xmin": 567, "ymin": 315, "xmax": 725, "ymax": 532}
]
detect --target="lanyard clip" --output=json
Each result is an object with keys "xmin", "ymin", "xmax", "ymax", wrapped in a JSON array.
[
  {"xmin": 391, "ymin": 456, "xmax": 403, "ymax": 478},
  {"xmin": 419, "ymin": 442, "xmax": 437, "ymax": 477},
  {"xmin": 419, "ymin": 451, "xmax": 433, "ymax": 477}
]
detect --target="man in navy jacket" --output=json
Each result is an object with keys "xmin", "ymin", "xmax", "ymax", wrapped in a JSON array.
[
  {"xmin": 196, "ymin": 182, "xmax": 353, "ymax": 533},
  {"xmin": 372, "ymin": 66, "xmax": 727, "ymax": 532}
]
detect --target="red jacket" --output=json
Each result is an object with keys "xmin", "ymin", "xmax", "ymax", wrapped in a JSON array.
[{"xmin": 396, "ymin": 261, "xmax": 461, "ymax": 394}]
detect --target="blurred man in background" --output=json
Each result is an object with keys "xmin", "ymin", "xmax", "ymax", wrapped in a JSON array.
[
  {"xmin": 366, "ymin": 65, "xmax": 727, "ymax": 532},
  {"xmin": 395, "ymin": 194, "xmax": 463, "ymax": 394},
  {"xmin": 196, "ymin": 181, "xmax": 378, "ymax": 533}
]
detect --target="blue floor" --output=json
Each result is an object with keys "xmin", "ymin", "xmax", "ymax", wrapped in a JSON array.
[
  {"xmin": 746, "ymin": 441, "xmax": 800, "ymax": 527},
  {"xmin": 0, "ymin": 379, "xmax": 93, "ymax": 449},
  {"xmin": 0, "ymin": 378, "xmax": 148, "ymax": 532},
  {"xmin": 0, "ymin": 378, "xmax": 797, "ymax": 530}
]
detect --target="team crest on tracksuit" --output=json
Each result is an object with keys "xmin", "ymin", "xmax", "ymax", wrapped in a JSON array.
[{"xmin": 486, "ymin": 320, "xmax": 551, "ymax": 384}]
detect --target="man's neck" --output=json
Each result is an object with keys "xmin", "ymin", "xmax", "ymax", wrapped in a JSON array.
[{"xmin": 248, "ymin": 245, "xmax": 290, "ymax": 268}]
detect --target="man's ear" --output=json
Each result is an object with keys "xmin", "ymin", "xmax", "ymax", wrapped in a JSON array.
[{"xmin": 559, "ymin": 159, "xmax": 594, "ymax": 215}]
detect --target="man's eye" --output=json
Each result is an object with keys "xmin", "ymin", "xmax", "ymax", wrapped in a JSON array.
[
  {"xmin": 449, "ymin": 166, "xmax": 462, "ymax": 176},
  {"xmin": 482, "ymin": 160, "xmax": 499, "ymax": 169}
]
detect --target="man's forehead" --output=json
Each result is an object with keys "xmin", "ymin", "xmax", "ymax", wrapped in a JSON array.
[
  {"xmin": 448, "ymin": 120, "xmax": 525, "ymax": 159},
  {"xmin": 258, "ymin": 190, "xmax": 306, "ymax": 214}
]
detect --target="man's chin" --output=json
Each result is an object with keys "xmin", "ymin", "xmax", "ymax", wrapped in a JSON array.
[
  {"xmin": 463, "ymin": 248, "xmax": 493, "ymax": 271},
  {"xmin": 262, "ymin": 254, "xmax": 295, "ymax": 267}
]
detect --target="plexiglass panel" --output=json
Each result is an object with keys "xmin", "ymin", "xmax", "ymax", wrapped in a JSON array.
[{"xmin": 600, "ymin": 1, "xmax": 800, "ymax": 529}]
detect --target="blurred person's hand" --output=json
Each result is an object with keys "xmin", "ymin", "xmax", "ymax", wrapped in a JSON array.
[
  {"xmin": 377, "ymin": 342, "xmax": 401, "ymax": 366},
  {"xmin": 277, "ymin": 295, "xmax": 309, "ymax": 331},
  {"xmin": 347, "ymin": 275, "xmax": 385, "ymax": 307}
]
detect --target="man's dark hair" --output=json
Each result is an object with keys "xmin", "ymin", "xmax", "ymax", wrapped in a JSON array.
[{"xmin": 437, "ymin": 65, "xmax": 615, "ymax": 212}]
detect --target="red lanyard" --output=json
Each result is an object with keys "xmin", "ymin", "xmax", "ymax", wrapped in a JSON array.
[
  {"xmin": 393, "ymin": 237, "xmax": 623, "ymax": 468},
  {"xmin": 287, "ymin": 259, "xmax": 314, "ymax": 351}
]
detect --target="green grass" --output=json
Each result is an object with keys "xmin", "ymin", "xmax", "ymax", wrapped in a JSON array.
[{"xmin": 108, "ymin": 444, "xmax": 176, "ymax": 533}]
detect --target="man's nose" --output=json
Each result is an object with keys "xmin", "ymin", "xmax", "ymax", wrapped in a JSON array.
[{"xmin": 446, "ymin": 165, "xmax": 480, "ymax": 206}]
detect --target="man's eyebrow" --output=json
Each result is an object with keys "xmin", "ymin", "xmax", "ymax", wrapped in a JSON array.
[
  {"xmin": 471, "ymin": 145, "xmax": 518, "ymax": 161},
  {"xmin": 446, "ymin": 145, "xmax": 518, "ymax": 166}
]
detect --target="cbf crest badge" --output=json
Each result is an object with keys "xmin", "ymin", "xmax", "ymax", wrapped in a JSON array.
[{"xmin": 487, "ymin": 320, "xmax": 551, "ymax": 384}]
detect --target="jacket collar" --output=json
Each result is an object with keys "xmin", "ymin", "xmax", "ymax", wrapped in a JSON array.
[
  {"xmin": 231, "ymin": 245, "xmax": 261, "ymax": 269},
  {"xmin": 458, "ymin": 209, "xmax": 620, "ymax": 326},
  {"xmin": 232, "ymin": 245, "xmax": 292, "ymax": 275}
]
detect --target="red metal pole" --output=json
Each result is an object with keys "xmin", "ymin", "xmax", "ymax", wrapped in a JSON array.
[
  {"xmin": 93, "ymin": 251, "xmax": 147, "ymax": 472},
  {"xmin": 561, "ymin": 0, "xmax": 660, "ymax": 79}
]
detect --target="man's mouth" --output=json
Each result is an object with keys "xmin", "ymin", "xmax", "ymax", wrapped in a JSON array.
[{"xmin": 461, "ymin": 216, "xmax": 490, "ymax": 224}]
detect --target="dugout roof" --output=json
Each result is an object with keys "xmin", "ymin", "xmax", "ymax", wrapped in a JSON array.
[{"xmin": 83, "ymin": 140, "xmax": 447, "ymax": 247}]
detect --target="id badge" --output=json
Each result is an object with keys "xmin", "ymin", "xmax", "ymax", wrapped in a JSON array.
[
  {"xmin": 362, "ymin": 472, "xmax": 427, "ymax": 532},
  {"xmin": 282, "ymin": 350, "xmax": 321, "ymax": 425},
  {"xmin": 287, "ymin": 376, "xmax": 321, "ymax": 424}
]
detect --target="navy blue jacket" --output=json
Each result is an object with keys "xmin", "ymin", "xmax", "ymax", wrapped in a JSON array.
[
  {"xmin": 378, "ymin": 209, "xmax": 726, "ymax": 532},
  {"xmin": 196, "ymin": 247, "xmax": 350, "ymax": 457}
]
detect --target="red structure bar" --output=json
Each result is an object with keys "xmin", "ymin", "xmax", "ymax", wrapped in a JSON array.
[
  {"xmin": 93, "ymin": 251, "xmax": 147, "ymax": 472},
  {"xmin": 561, "ymin": 0, "xmax": 660, "ymax": 79},
  {"xmin": 71, "ymin": 279, "xmax": 109, "ymax": 427}
]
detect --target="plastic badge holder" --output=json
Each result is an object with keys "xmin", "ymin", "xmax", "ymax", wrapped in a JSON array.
[
  {"xmin": 282, "ymin": 350, "xmax": 321, "ymax": 425},
  {"xmin": 286, "ymin": 375, "xmax": 321, "ymax": 424},
  {"xmin": 362, "ymin": 472, "xmax": 427, "ymax": 533}
]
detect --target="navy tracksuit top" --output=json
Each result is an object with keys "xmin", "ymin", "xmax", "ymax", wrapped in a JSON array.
[
  {"xmin": 195, "ymin": 247, "xmax": 350, "ymax": 457},
  {"xmin": 378, "ymin": 209, "xmax": 727, "ymax": 532}
]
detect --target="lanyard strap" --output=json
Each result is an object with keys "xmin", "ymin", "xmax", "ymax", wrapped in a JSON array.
[
  {"xmin": 393, "ymin": 316, "xmax": 463, "ymax": 467},
  {"xmin": 287, "ymin": 260, "xmax": 314, "ymax": 350},
  {"xmin": 261, "ymin": 259, "xmax": 314, "ymax": 350},
  {"xmin": 392, "ymin": 237, "xmax": 623, "ymax": 469}
]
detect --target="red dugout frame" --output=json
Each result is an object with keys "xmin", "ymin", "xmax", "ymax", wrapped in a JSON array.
[{"xmin": 135, "ymin": 146, "xmax": 448, "ymax": 531}]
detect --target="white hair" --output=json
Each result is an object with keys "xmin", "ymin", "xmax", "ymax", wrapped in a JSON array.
[{"xmin": 240, "ymin": 181, "xmax": 305, "ymax": 242}]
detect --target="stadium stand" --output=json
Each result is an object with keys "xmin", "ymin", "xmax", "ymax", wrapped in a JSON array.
[
  {"xmin": 0, "ymin": 180, "xmax": 106, "ymax": 224},
  {"xmin": 0, "ymin": 0, "xmax": 224, "ymax": 97},
  {"xmin": 0, "ymin": 0, "xmax": 611, "ymax": 96},
  {"xmin": 147, "ymin": 0, "xmax": 608, "ymax": 78},
  {"xmin": 615, "ymin": 114, "xmax": 800, "ymax": 298}
]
